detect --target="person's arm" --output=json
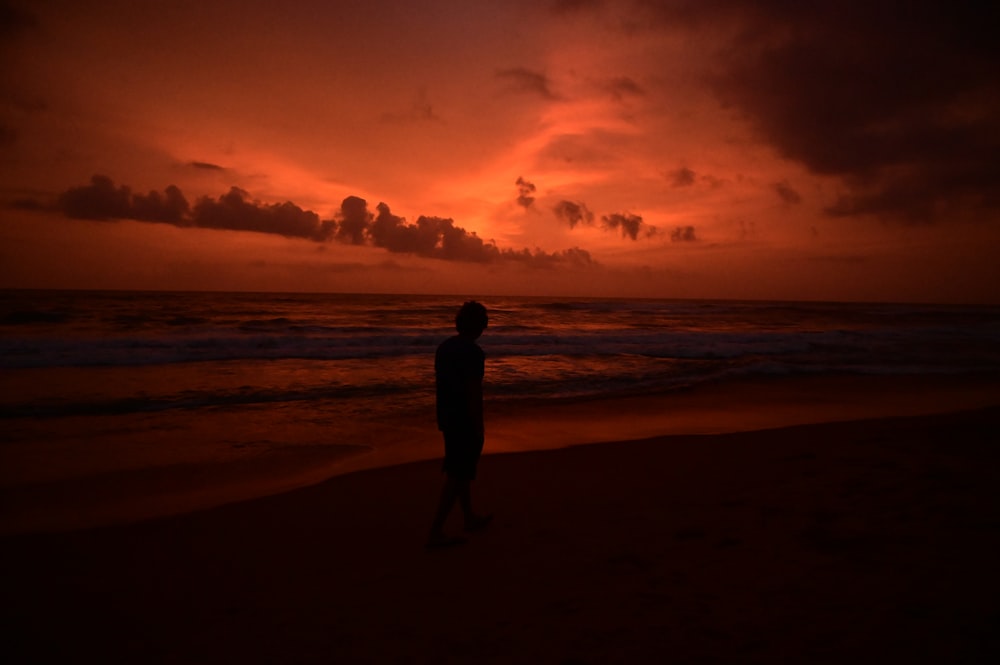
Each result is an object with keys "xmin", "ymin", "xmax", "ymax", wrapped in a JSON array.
[{"xmin": 464, "ymin": 376, "xmax": 484, "ymax": 435}]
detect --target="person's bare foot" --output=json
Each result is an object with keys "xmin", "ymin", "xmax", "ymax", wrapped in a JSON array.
[{"xmin": 463, "ymin": 513, "xmax": 494, "ymax": 532}]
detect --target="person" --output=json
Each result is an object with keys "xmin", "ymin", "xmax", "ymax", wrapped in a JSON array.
[{"xmin": 427, "ymin": 300, "xmax": 494, "ymax": 548}]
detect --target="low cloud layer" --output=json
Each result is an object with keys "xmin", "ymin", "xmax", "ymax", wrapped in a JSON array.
[
  {"xmin": 59, "ymin": 175, "xmax": 190, "ymax": 225},
  {"xmin": 193, "ymin": 188, "xmax": 333, "ymax": 241},
  {"xmin": 367, "ymin": 200, "xmax": 593, "ymax": 265},
  {"xmin": 58, "ymin": 176, "xmax": 325, "ymax": 239},
  {"xmin": 54, "ymin": 175, "xmax": 594, "ymax": 267}
]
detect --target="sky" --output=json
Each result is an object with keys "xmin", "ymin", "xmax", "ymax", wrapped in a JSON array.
[{"xmin": 1, "ymin": 0, "xmax": 998, "ymax": 303}]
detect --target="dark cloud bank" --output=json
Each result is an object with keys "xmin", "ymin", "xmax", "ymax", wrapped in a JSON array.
[
  {"xmin": 567, "ymin": 0, "xmax": 1000, "ymax": 223},
  {"xmin": 695, "ymin": 0, "xmax": 998, "ymax": 222},
  {"xmin": 54, "ymin": 175, "xmax": 594, "ymax": 267}
]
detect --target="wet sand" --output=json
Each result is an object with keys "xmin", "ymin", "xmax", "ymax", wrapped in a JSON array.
[
  {"xmin": 3, "ymin": 404, "xmax": 999, "ymax": 663},
  {"xmin": 4, "ymin": 373, "xmax": 1000, "ymax": 534}
]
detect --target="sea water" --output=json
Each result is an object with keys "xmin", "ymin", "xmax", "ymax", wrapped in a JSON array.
[
  {"xmin": 4, "ymin": 290, "xmax": 999, "ymax": 413},
  {"xmin": 2, "ymin": 290, "xmax": 1000, "ymax": 511}
]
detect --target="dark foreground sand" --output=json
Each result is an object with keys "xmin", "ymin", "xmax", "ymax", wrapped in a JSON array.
[{"xmin": 4, "ymin": 407, "xmax": 1000, "ymax": 664}]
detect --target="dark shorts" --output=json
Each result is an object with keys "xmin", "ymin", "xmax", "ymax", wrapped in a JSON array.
[{"xmin": 442, "ymin": 429, "xmax": 485, "ymax": 480}]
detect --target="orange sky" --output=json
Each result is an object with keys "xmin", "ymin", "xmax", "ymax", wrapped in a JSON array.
[{"xmin": 2, "ymin": 0, "xmax": 999, "ymax": 303}]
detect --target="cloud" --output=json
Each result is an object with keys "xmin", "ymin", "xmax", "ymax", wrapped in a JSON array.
[
  {"xmin": 379, "ymin": 88, "xmax": 443, "ymax": 124},
  {"xmin": 773, "ymin": 180, "xmax": 801, "ymax": 205},
  {"xmin": 369, "ymin": 201, "xmax": 490, "ymax": 261},
  {"xmin": 133, "ymin": 186, "xmax": 190, "ymax": 224},
  {"xmin": 557, "ymin": 202, "xmax": 658, "ymax": 240},
  {"xmin": 56, "ymin": 176, "xmax": 190, "ymax": 225},
  {"xmin": 496, "ymin": 67, "xmax": 558, "ymax": 100},
  {"xmin": 670, "ymin": 167, "xmax": 696, "ymax": 187},
  {"xmin": 56, "ymin": 176, "xmax": 328, "ymax": 238},
  {"xmin": 8, "ymin": 197, "xmax": 45, "ymax": 211},
  {"xmin": 498, "ymin": 246, "xmax": 595, "ymax": 268},
  {"xmin": 688, "ymin": 1, "xmax": 1000, "ymax": 223},
  {"xmin": 189, "ymin": 161, "xmax": 226, "ymax": 171},
  {"xmin": 701, "ymin": 174, "xmax": 726, "ymax": 189},
  {"xmin": 0, "ymin": 2, "xmax": 37, "ymax": 40},
  {"xmin": 335, "ymin": 195, "xmax": 370, "ymax": 245},
  {"xmin": 602, "ymin": 76, "xmax": 644, "ymax": 101},
  {"xmin": 370, "ymin": 202, "xmax": 434, "ymax": 255},
  {"xmin": 515, "ymin": 176, "xmax": 537, "ymax": 208},
  {"xmin": 553, "ymin": 200, "xmax": 594, "ymax": 228},
  {"xmin": 537, "ymin": 132, "xmax": 620, "ymax": 167},
  {"xmin": 570, "ymin": 1, "xmax": 1000, "ymax": 222},
  {"xmin": 54, "ymin": 176, "xmax": 596, "ymax": 266},
  {"xmin": 58, "ymin": 175, "xmax": 135, "ymax": 220},
  {"xmin": 670, "ymin": 225, "xmax": 697, "ymax": 242},
  {"xmin": 431, "ymin": 216, "xmax": 499, "ymax": 262},
  {"xmin": 192, "ymin": 188, "xmax": 333, "ymax": 240},
  {"xmin": 824, "ymin": 170, "xmax": 998, "ymax": 222},
  {"xmin": 602, "ymin": 212, "xmax": 645, "ymax": 240},
  {"xmin": 363, "ymin": 200, "xmax": 595, "ymax": 266}
]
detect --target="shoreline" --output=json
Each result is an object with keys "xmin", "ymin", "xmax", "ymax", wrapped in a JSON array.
[
  {"xmin": 3, "ymin": 372, "xmax": 1000, "ymax": 535},
  {"xmin": 3, "ymin": 405, "xmax": 999, "ymax": 663}
]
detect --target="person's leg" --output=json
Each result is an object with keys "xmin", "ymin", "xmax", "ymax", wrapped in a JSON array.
[
  {"xmin": 429, "ymin": 432, "xmax": 490, "ymax": 543},
  {"xmin": 429, "ymin": 432, "xmax": 467, "ymax": 546},
  {"xmin": 457, "ymin": 478, "xmax": 493, "ymax": 531},
  {"xmin": 429, "ymin": 475, "xmax": 460, "ymax": 539},
  {"xmin": 457, "ymin": 478, "xmax": 472, "ymax": 516},
  {"xmin": 437, "ymin": 431, "xmax": 474, "ymax": 527}
]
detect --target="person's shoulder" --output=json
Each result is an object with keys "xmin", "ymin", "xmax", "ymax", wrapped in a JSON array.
[
  {"xmin": 437, "ymin": 335, "xmax": 462, "ymax": 350},
  {"xmin": 437, "ymin": 335, "xmax": 481, "ymax": 355},
  {"xmin": 436, "ymin": 335, "xmax": 466, "ymax": 357}
]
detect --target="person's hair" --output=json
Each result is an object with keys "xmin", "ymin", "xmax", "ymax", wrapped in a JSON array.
[{"xmin": 455, "ymin": 300, "xmax": 488, "ymax": 334}]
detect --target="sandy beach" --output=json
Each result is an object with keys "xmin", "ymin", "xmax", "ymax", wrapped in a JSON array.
[
  {"xmin": 4, "ymin": 399, "xmax": 999, "ymax": 664},
  {"xmin": 6, "ymin": 373, "xmax": 1000, "ymax": 536}
]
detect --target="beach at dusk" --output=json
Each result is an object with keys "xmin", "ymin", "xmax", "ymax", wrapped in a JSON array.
[
  {"xmin": 3, "ymin": 291, "xmax": 999, "ymax": 661},
  {"xmin": 4, "ymin": 291, "xmax": 999, "ymax": 533},
  {"xmin": 3, "ymin": 1, "xmax": 1000, "ymax": 662},
  {"xmin": 4, "ymin": 393, "xmax": 1000, "ymax": 663}
]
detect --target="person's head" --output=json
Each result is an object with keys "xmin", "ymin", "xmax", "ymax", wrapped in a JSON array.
[{"xmin": 455, "ymin": 300, "xmax": 488, "ymax": 337}]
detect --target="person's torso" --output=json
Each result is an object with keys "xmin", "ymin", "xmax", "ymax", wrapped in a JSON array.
[{"xmin": 435, "ymin": 335, "xmax": 484, "ymax": 430}]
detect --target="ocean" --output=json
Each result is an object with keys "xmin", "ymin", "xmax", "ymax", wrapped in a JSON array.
[
  {"xmin": 3, "ymin": 290, "xmax": 999, "ymax": 415},
  {"xmin": 3, "ymin": 290, "xmax": 1000, "ymax": 529}
]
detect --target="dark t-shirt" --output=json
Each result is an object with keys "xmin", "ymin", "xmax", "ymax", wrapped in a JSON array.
[{"xmin": 435, "ymin": 335, "xmax": 485, "ymax": 432}]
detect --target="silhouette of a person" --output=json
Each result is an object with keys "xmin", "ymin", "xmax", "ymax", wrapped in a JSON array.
[{"xmin": 427, "ymin": 301, "xmax": 493, "ymax": 547}]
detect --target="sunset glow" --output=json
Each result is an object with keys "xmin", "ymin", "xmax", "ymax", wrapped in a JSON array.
[{"xmin": 2, "ymin": 0, "xmax": 998, "ymax": 302}]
